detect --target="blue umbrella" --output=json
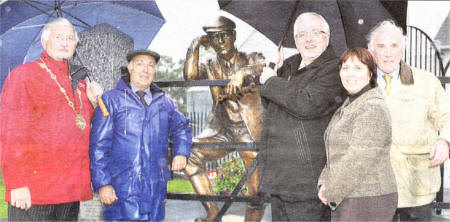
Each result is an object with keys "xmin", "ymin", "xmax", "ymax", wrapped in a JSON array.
[{"xmin": 0, "ymin": 0, "xmax": 165, "ymax": 91}]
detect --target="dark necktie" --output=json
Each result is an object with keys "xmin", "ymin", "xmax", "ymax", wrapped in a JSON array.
[{"xmin": 136, "ymin": 90, "xmax": 148, "ymax": 108}]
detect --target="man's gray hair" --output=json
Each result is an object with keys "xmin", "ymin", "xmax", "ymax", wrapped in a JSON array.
[
  {"xmin": 367, "ymin": 20, "xmax": 405, "ymax": 50},
  {"xmin": 293, "ymin": 12, "xmax": 330, "ymax": 36},
  {"xmin": 41, "ymin": 18, "xmax": 78, "ymax": 42}
]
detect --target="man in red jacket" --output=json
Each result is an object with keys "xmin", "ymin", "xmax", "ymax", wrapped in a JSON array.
[{"xmin": 0, "ymin": 18, "xmax": 102, "ymax": 220}]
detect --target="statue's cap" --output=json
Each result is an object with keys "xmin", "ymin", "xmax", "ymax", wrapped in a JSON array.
[
  {"xmin": 203, "ymin": 16, "xmax": 236, "ymax": 33},
  {"xmin": 126, "ymin": 49, "xmax": 160, "ymax": 63}
]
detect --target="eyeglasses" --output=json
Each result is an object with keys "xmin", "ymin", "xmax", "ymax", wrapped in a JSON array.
[
  {"xmin": 295, "ymin": 30, "xmax": 328, "ymax": 40},
  {"xmin": 53, "ymin": 35, "xmax": 77, "ymax": 42}
]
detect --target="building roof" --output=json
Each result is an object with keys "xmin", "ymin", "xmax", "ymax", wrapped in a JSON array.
[{"xmin": 435, "ymin": 11, "xmax": 450, "ymax": 47}]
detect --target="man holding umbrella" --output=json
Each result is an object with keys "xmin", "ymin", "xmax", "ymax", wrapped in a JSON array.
[
  {"xmin": 258, "ymin": 12, "xmax": 344, "ymax": 221},
  {"xmin": 0, "ymin": 18, "xmax": 103, "ymax": 220}
]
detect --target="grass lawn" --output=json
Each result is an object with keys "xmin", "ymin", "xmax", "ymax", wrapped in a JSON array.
[{"xmin": 167, "ymin": 179, "xmax": 195, "ymax": 193}]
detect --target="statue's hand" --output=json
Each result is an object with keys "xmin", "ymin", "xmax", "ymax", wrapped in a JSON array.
[
  {"xmin": 198, "ymin": 35, "xmax": 211, "ymax": 50},
  {"xmin": 225, "ymin": 70, "xmax": 244, "ymax": 99},
  {"xmin": 225, "ymin": 100, "xmax": 240, "ymax": 112},
  {"xmin": 252, "ymin": 63, "xmax": 266, "ymax": 74}
]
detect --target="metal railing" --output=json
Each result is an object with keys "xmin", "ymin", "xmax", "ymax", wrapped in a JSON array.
[
  {"xmin": 161, "ymin": 25, "xmax": 450, "ymax": 219},
  {"xmin": 405, "ymin": 26, "xmax": 445, "ymax": 76},
  {"xmin": 188, "ymin": 111, "xmax": 208, "ymax": 137},
  {"xmin": 405, "ymin": 26, "xmax": 449, "ymax": 85}
]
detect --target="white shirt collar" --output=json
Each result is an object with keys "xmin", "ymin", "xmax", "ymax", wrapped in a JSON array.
[
  {"xmin": 298, "ymin": 60, "xmax": 307, "ymax": 70},
  {"xmin": 377, "ymin": 66, "xmax": 400, "ymax": 80},
  {"xmin": 130, "ymin": 82, "xmax": 152, "ymax": 104}
]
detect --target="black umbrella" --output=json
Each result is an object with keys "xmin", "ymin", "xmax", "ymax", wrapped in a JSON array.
[{"xmin": 219, "ymin": 0, "xmax": 407, "ymax": 55}]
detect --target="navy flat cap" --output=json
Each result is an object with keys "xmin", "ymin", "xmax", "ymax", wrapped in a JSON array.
[{"xmin": 126, "ymin": 49, "xmax": 160, "ymax": 63}]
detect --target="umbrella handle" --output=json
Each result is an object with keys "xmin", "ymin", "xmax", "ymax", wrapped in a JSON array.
[{"xmin": 98, "ymin": 97, "xmax": 110, "ymax": 118}]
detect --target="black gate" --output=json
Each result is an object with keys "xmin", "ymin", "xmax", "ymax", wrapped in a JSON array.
[{"xmin": 406, "ymin": 26, "xmax": 450, "ymax": 82}]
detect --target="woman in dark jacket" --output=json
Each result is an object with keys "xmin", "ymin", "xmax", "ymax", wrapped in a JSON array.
[{"xmin": 318, "ymin": 48, "xmax": 397, "ymax": 221}]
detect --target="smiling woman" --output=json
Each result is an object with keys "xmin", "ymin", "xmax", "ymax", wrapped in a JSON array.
[
  {"xmin": 339, "ymin": 58, "xmax": 371, "ymax": 94},
  {"xmin": 318, "ymin": 48, "xmax": 398, "ymax": 221},
  {"xmin": 339, "ymin": 47, "xmax": 377, "ymax": 95}
]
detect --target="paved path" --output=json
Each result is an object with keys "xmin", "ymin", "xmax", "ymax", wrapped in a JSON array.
[
  {"xmin": 165, "ymin": 199, "xmax": 271, "ymax": 222},
  {"xmin": 79, "ymin": 194, "xmax": 272, "ymax": 221},
  {"xmin": 80, "ymin": 193, "xmax": 450, "ymax": 221}
]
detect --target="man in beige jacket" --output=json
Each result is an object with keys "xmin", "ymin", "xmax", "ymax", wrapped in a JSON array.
[{"xmin": 368, "ymin": 20, "xmax": 450, "ymax": 221}]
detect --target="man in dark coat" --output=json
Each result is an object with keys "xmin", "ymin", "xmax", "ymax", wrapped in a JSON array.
[{"xmin": 258, "ymin": 12, "xmax": 345, "ymax": 221}]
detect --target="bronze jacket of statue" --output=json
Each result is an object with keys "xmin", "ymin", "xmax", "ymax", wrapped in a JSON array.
[
  {"xmin": 197, "ymin": 51, "xmax": 266, "ymax": 142},
  {"xmin": 258, "ymin": 45, "xmax": 345, "ymax": 201}
]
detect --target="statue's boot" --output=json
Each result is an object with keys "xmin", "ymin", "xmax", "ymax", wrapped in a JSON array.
[
  {"xmin": 189, "ymin": 174, "xmax": 220, "ymax": 222},
  {"xmin": 244, "ymin": 203, "xmax": 266, "ymax": 222},
  {"xmin": 240, "ymin": 153, "xmax": 265, "ymax": 222},
  {"xmin": 194, "ymin": 203, "xmax": 219, "ymax": 222}
]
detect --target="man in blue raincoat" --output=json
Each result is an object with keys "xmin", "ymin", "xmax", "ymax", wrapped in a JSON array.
[{"xmin": 90, "ymin": 49, "xmax": 192, "ymax": 221}]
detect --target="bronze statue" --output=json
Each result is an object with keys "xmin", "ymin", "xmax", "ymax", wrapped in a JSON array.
[{"xmin": 183, "ymin": 16, "xmax": 265, "ymax": 222}]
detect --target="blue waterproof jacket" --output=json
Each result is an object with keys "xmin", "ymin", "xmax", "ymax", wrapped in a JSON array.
[{"xmin": 90, "ymin": 76, "xmax": 191, "ymax": 221}]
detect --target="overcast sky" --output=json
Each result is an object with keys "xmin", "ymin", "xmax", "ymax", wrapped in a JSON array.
[
  {"xmin": 151, "ymin": 0, "xmax": 450, "ymax": 60},
  {"xmin": 407, "ymin": 1, "xmax": 450, "ymax": 38},
  {"xmin": 151, "ymin": 0, "xmax": 277, "ymax": 61}
]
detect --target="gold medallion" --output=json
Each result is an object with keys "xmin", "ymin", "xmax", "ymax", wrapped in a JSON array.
[
  {"xmin": 76, "ymin": 114, "xmax": 86, "ymax": 130},
  {"xmin": 39, "ymin": 59, "xmax": 87, "ymax": 131}
]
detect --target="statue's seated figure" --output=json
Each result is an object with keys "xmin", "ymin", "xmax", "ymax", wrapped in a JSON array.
[{"xmin": 183, "ymin": 16, "xmax": 266, "ymax": 222}]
